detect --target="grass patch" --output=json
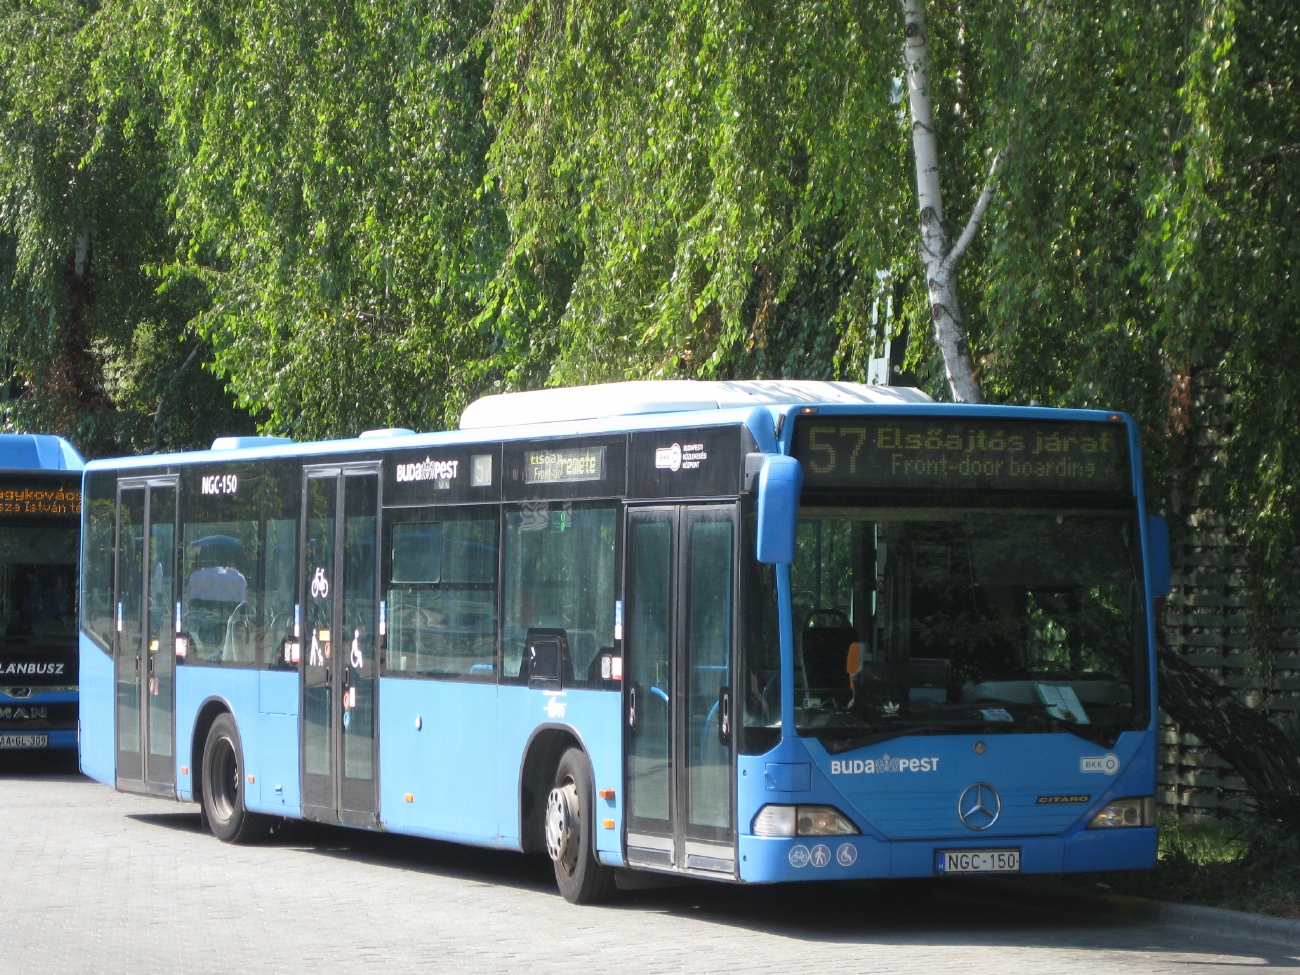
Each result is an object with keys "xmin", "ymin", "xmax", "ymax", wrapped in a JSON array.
[{"xmin": 1069, "ymin": 821, "xmax": 1300, "ymax": 919}]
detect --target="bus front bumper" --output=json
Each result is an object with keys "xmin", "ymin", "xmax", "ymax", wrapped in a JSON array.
[{"xmin": 735, "ymin": 827, "xmax": 1158, "ymax": 883}]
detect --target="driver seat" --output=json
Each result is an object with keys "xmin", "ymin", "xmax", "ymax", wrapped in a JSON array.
[{"xmin": 801, "ymin": 609, "xmax": 858, "ymax": 696}]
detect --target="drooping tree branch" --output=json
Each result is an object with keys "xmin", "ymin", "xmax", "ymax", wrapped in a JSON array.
[{"xmin": 944, "ymin": 151, "xmax": 1002, "ymax": 274}]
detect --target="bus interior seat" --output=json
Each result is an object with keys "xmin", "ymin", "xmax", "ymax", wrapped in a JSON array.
[
  {"xmin": 524, "ymin": 627, "xmax": 572, "ymax": 685},
  {"xmin": 801, "ymin": 609, "xmax": 858, "ymax": 696}
]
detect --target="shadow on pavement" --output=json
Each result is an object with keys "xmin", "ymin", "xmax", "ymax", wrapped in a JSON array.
[
  {"xmin": 123, "ymin": 806, "xmax": 1300, "ymax": 965},
  {"xmin": 0, "ymin": 748, "xmax": 82, "ymax": 779}
]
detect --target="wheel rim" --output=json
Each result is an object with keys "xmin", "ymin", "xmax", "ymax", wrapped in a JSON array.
[
  {"xmin": 545, "ymin": 777, "xmax": 580, "ymax": 878},
  {"xmin": 208, "ymin": 735, "xmax": 238, "ymax": 824}
]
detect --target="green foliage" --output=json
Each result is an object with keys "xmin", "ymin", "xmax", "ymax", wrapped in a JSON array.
[
  {"xmin": 141, "ymin": 0, "xmax": 506, "ymax": 438},
  {"xmin": 0, "ymin": 0, "xmax": 250, "ymax": 456},
  {"xmin": 482, "ymin": 0, "xmax": 913, "ymax": 383},
  {"xmin": 0, "ymin": 0, "xmax": 1296, "ymax": 613}
]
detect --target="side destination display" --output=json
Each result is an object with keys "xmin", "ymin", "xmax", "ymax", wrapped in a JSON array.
[{"xmin": 793, "ymin": 416, "xmax": 1129, "ymax": 493}]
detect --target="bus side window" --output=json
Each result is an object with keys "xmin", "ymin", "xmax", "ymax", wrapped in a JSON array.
[
  {"xmin": 501, "ymin": 501, "xmax": 617, "ymax": 689},
  {"xmin": 385, "ymin": 506, "xmax": 498, "ymax": 681}
]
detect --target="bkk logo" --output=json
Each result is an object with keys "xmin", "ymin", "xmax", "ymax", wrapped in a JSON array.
[{"xmin": 830, "ymin": 754, "xmax": 939, "ymax": 775}]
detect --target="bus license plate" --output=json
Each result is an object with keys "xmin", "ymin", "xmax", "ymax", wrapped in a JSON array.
[
  {"xmin": 936, "ymin": 849, "xmax": 1020, "ymax": 874},
  {"xmin": 0, "ymin": 734, "xmax": 48, "ymax": 749}
]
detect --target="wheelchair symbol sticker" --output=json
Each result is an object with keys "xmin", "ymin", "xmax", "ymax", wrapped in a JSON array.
[
  {"xmin": 809, "ymin": 844, "xmax": 831, "ymax": 868},
  {"xmin": 310, "ymin": 567, "xmax": 330, "ymax": 599},
  {"xmin": 350, "ymin": 630, "xmax": 363, "ymax": 669},
  {"xmin": 788, "ymin": 845, "xmax": 811, "ymax": 868},
  {"xmin": 836, "ymin": 843, "xmax": 858, "ymax": 867}
]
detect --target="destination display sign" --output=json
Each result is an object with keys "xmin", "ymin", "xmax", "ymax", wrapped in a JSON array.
[
  {"xmin": 505, "ymin": 436, "xmax": 626, "ymax": 501},
  {"xmin": 793, "ymin": 416, "xmax": 1130, "ymax": 493},
  {"xmin": 0, "ymin": 478, "xmax": 81, "ymax": 520},
  {"xmin": 524, "ymin": 446, "xmax": 606, "ymax": 484}
]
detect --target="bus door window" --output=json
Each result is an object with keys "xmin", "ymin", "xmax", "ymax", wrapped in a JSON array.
[{"xmin": 303, "ymin": 476, "xmax": 337, "ymax": 779}]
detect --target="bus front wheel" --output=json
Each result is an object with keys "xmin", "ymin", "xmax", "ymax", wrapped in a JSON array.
[
  {"xmin": 200, "ymin": 713, "xmax": 271, "ymax": 844},
  {"xmin": 545, "ymin": 747, "xmax": 614, "ymax": 904}
]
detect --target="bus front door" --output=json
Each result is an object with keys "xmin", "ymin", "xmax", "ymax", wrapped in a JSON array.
[
  {"xmin": 300, "ymin": 465, "xmax": 381, "ymax": 826},
  {"xmin": 624, "ymin": 504, "xmax": 737, "ymax": 877},
  {"xmin": 114, "ymin": 478, "xmax": 178, "ymax": 796}
]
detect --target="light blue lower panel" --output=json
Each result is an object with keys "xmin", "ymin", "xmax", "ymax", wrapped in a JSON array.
[
  {"xmin": 495, "ymin": 685, "xmax": 624, "ymax": 861},
  {"xmin": 256, "ymin": 670, "xmax": 300, "ymax": 812},
  {"xmin": 379, "ymin": 677, "xmax": 502, "ymax": 845},
  {"xmin": 174, "ymin": 666, "xmax": 261, "ymax": 806},
  {"xmin": 78, "ymin": 634, "xmax": 115, "ymax": 786}
]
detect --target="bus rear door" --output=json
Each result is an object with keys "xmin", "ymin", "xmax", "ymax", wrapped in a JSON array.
[
  {"xmin": 114, "ymin": 477, "xmax": 178, "ymax": 796},
  {"xmin": 624, "ymin": 504, "xmax": 737, "ymax": 876}
]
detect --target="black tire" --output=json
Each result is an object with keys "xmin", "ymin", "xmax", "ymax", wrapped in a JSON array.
[
  {"xmin": 200, "ymin": 713, "xmax": 272, "ymax": 843},
  {"xmin": 545, "ymin": 747, "xmax": 615, "ymax": 904}
]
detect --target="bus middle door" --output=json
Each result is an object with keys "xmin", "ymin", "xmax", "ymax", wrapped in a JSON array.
[
  {"xmin": 624, "ymin": 504, "xmax": 737, "ymax": 876},
  {"xmin": 300, "ymin": 464, "xmax": 381, "ymax": 826}
]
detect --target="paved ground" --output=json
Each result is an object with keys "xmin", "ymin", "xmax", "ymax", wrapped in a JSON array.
[{"xmin": 2, "ymin": 753, "xmax": 1297, "ymax": 974}]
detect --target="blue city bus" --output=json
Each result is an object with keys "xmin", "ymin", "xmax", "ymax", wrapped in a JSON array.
[
  {"xmin": 0, "ymin": 433, "xmax": 84, "ymax": 753},
  {"xmin": 77, "ymin": 381, "xmax": 1167, "ymax": 901}
]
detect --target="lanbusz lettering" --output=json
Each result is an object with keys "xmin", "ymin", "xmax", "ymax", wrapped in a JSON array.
[{"xmin": 0, "ymin": 662, "xmax": 64, "ymax": 675}]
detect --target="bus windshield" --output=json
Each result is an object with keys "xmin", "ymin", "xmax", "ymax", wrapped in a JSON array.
[
  {"xmin": 790, "ymin": 500, "xmax": 1149, "ymax": 750},
  {"xmin": 0, "ymin": 523, "xmax": 79, "ymax": 649}
]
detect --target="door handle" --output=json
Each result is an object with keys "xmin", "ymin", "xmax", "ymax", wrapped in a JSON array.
[
  {"xmin": 627, "ymin": 684, "xmax": 638, "ymax": 732},
  {"xmin": 134, "ymin": 654, "xmax": 141, "ymax": 674},
  {"xmin": 719, "ymin": 686, "xmax": 731, "ymax": 746}
]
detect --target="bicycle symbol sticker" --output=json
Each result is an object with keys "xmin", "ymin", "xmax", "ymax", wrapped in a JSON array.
[
  {"xmin": 788, "ymin": 845, "xmax": 811, "ymax": 869},
  {"xmin": 310, "ymin": 567, "xmax": 330, "ymax": 599}
]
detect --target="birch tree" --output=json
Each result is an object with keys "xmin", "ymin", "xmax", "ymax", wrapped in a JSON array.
[{"xmin": 901, "ymin": 0, "xmax": 997, "ymax": 404}]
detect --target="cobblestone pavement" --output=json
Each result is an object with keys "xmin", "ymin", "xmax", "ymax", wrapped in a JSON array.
[{"xmin": 2, "ymin": 755, "xmax": 1297, "ymax": 975}]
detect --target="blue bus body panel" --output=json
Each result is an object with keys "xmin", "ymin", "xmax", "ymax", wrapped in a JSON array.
[
  {"xmin": 495, "ymin": 686, "xmax": 624, "ymax": 862},
  {"xmin": 78, "ymin": 634, "xmax": 115, "ymax": 783},
  {"xmin": 379, "ymin": 677, "xmax": 501, "ymax": 845},
  {"xmin": 254, "ymin": 670, "xmax": 301, "ymax": 813},
  {"xmin": 175, "ymin": 666, "xmax": 258, "ymax": 805}
]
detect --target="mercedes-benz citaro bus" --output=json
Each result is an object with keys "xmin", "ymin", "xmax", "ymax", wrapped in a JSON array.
[
  {"xmin": 77, "ymin": 381, "xmax": 1167, "ymax": 902},
  {"xmin": 1, "ymin": 433, "xmax": 84, "ymax": 753}
]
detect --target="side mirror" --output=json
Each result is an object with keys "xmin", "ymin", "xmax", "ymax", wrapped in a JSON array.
[
  {"xmin": 756, "ymin": 454, "xmax": 803, "ymax": 564},
  {"xmin": 1147, "ymin": 515, "xmax": 1171, "ymax": 599}
]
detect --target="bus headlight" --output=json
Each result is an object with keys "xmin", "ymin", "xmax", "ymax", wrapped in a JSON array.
[
  {"xmin": 1087, "ymin": 796, "xmax": 1156, "ymax": 829},
  {"xmin": 752, "ymin": 805, "xmax": 860, "ymax": 837}
]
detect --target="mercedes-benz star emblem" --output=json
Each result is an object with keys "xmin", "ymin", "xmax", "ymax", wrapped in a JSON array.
[{"xmin": 958, "ymin": 782, "xmax": 1001, "ymax": 831}]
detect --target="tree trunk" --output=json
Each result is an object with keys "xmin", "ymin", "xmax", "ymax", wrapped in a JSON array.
[{"xmin": 902, "ymin": 0, "xmax": 989, "ymax": 405}]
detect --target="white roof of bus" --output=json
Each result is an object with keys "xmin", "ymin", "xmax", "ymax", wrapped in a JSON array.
[{"xmin": 459, "ymin": 380, "xmax": 931, "ymax": 430}]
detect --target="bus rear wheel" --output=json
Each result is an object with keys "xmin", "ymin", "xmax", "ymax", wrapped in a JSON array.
[
  {"xmin": 545, "ymin": 747, "xmax": 614, "ymax": 904},
  {"xmin": 201, "ymin": 713, "xmax": 271, "ymax": 844}
]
